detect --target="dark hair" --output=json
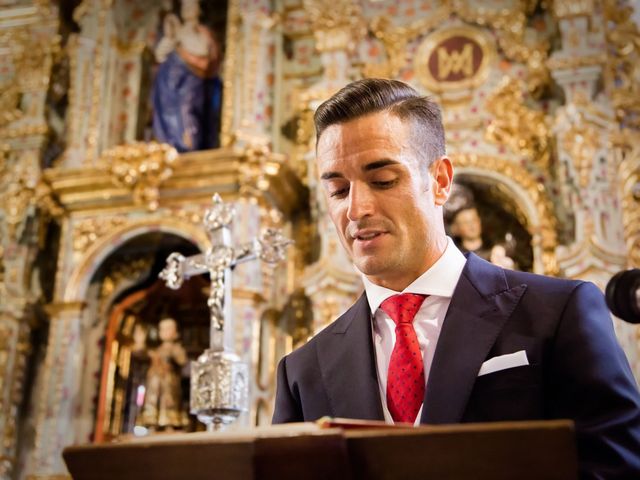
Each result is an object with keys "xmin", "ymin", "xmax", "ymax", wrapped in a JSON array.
[{"xmin": 314, "ymin": 78, "xmax": 446, "ymax": 166}]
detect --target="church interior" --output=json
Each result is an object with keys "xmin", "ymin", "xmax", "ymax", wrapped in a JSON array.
[{"xmin": 0, "ymin": 0, "xmax": 639, "ymax": 478}]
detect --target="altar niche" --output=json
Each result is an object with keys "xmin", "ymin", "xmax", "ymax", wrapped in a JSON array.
[
  {"xmin": 140, "ymin": 0, "xmax": 228, "ymax": 152},
  {"xmin": 445, "ymin": 177, "xmax": 534, "ymax": 273},
  {"xmin": 91, "ymin": 232, "xmax": 211, "ymax": 443}
]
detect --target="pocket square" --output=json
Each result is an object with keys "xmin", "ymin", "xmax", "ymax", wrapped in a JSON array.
[{"xmin": 478, "ymin": 350, "xmax": 529, "ymax": 377}]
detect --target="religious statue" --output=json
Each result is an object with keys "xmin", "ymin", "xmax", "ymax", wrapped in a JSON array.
[
  {"xmin": 450, "ymin": 206, "xmax": 516, "ymax": 270},
  {"xmin": 137, "ymin": 317, "xmax": 189, "ymax": 431},
  {"xmin": 152, "ymin": 0, "xmax": 222, "ymax": 152}
]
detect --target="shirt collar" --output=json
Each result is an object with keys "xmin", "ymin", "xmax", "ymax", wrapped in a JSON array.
[{"xmin": 362, "ymin": 237, "xmax": 467, "ymax": 314}]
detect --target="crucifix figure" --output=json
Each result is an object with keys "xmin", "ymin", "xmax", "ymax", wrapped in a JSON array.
[{"xmin": 159, "ymin": 193, "xmax": 292, "ymax": 429}]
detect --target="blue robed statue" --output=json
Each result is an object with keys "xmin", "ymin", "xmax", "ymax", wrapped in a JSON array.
[{"xmin": 152, "ymin": 0, "xmax": 222, "ymax": 152}]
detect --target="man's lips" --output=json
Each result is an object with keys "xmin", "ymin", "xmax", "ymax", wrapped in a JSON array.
[{"xmin": 350, "ymin": 229, "xmax": 387, "ymax": 241}]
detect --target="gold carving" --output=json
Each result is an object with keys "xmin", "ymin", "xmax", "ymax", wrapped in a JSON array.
[
  {"xmin": 603, "ymin": 0, "xmax": 640, "ymax": 130},
  {"xmin": 43, "ymin": 302, "xmax": 86, "ymax": 316},
  {"xmin": 173, "ymin": 208, "xmax": 204, "ymax": 226},
  {"xmin": 100, "ymin": 142, "xmax": 178, "ymax": 211},
  {"xmin": 363, "ymin": 16, "xmax": 408, "ymax": 79},
  {"xmin": 453, "ymin": 1, "xmax": 551, "ymax": 98},
  {"xmin": 485, "ymin": 77, "xmax": 551, "ymax": 170},
  {"xmin": 560, "ymin": 120, "xmax": 601, "ymax": 189},
  {"xmin": 34, "ymin": 180, "xmax": 65, "ymax": 219},
  {"xmin": 286, "ymin": 87, "xmax": 332, "ymax": 182},
  {"xmin": 552, "ymin": 0, "xmax": 594, "ymax": 19},
  {"xmin": 0, "ymin": 84, "xmax": 23, "ymax": 129},
  {"xmin": 72, "ymin": 217, "xmax": 128, "ymax": 254},
  {"xmin": 546, "ymin": 53, "xmax": 606, "ymax": 71},
  {"xmin": 363, "ymin": 7, "xmax": 451, "ymax": 79},
  {"xmin": 0, "ymin": 6, "xmax": 59, "ymax": 476},
  {"xmin": 365, "ymin": 2, "xmax": 550, "ymax": 97},
  {"xmin": 0, "ymin": 321, "xmax": 31, "ymax": 480},
  {"xmin": 415, "ymin": 26, "xmax": 494, "ymax": 93},
  {"xmin": 556, "ymin": 215, "xmax": 628, "ymax": 273},
  {"xmin": 0, "ymin": 124, "xmax": 49, "ymax": 140},
  {"xmin": 613, "ymin": 132, "xmax": 640, "ymax": 268},
  {"xmin": 42, "ymin": 148, "xmax": 306, "ymax": 219},
  {"xmin": 454, "ymin": 154, "xmax": 559, "ymax": 276},
  {"xmin": 63, "ymin": 217, "xmax": 211, "ymax": 303},
  {"xmin": 0, "ymin": 24, "xmax": 60, "ymax": 138},
  {"xmin": 238, "ymin": 139, "xmax": 284, "ymax": 200},
  {"xmin": 303, "ymin": 0, "xmax": 365, "ymax": 52},
  {"xmin": 0, "ymin": 160, "xmax": 37, "ymax": 241}
]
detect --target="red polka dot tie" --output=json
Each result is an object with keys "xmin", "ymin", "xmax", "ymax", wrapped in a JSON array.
[{"xmin": 380, "ymin": 293, "xmax": 427, "ymax": 424}]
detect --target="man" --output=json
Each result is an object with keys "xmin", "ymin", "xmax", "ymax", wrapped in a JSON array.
[{"xmin": 272, "ymin": 78, "xmax": 640, "ymax": 478}]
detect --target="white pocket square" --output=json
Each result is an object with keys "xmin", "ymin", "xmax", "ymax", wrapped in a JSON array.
[{"xmin": 478, "ymin": 350, "xmax": 529, "ymax": 377}]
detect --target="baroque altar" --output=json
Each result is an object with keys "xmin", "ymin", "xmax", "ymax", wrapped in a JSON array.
[{"xmin": 0, "ymin": 0, "xmax": 639, "ymax": 479}]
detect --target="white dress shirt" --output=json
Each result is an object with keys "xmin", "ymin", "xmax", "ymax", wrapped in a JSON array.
[{"xmin": 362, "ymin": 237, "xmax": 467, "ymax": 425}]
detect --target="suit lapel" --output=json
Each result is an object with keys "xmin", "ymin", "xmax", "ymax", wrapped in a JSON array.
[
  {"xmin": 421, "ymin": 254, "xmax": 527, "ymax": 424},
  {"xmin": 316, "ymin": 293, "xmax": 385, "ymax": 421}
]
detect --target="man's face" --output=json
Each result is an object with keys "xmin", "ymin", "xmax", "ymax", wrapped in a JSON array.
[{"xmin": 317, "ymin": 111, "xmax": 452, "ymax": 291}]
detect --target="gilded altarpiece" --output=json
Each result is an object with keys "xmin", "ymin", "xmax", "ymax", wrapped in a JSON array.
[
  {"xmin": 275, "ymin": 0, "xmax": 640, "ymax": 392},
  {"xmin": 0, "ymin": 2, "xmax": 60, "ymax": 479},
  {"xmin": 0, "ymin": 0, "xmax": 305, "ymax": 479},
  {"xmin": 0, "ymin": 0, "xmax": 639, "ymax": 479}
]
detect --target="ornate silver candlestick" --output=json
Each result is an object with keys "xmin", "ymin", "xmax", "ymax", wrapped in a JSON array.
[{"xmin": 160, "ymin": 194, "xmax": 292, "ymax": 431}]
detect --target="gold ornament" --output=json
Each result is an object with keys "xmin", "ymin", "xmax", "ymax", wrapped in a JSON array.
[
  {"xmin": 552, "ymin": 0, "xmax": 594, "ymax": 19},
  {"xmin": 363, "ymin": 5, "xmax": 450, "ymax": 79},
  {"xmin": 72, "ymin": 217, "xmax": 128, "ymax": 254},
  {"xmin": 303, "ymin": 0, "xmax": 366, "ymax": 52},
  {"xmin": 485, "ymin": 77, "xmax": 551, "ymax": 170},
  {"xmin": 100, "ymin": 142, "xmax": 178, "ymax": 212},
  {"xmin": 613, "ymin": 132, "xmax": 640, "ymax": 268},
  {"xmin": 603, "ymin": 0, "xmax": 640, "ymax": 130}
]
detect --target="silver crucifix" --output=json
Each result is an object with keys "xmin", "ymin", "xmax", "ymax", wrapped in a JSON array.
[{"xmin": 159, "ymin": 193, "xmax": 292, "ymax": 430}]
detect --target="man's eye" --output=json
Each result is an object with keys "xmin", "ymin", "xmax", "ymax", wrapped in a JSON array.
[
  {"xmin": 372, "ymin": 179, "xmax": 397, "ymax": 189},
  {"xmin": 329, "ymin": 187, "xmax": 348, "ymax": 198}
]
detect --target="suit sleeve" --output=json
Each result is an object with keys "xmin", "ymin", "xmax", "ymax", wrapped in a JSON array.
[
  {"xmin": 272, "ymin": 355, "xmax": 303, "ymax": 424},
  {"xmin": 550, "ymin": 281, "xmax": 640, "ymax": 479}
]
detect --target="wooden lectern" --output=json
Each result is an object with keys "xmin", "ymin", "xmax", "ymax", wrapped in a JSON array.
[{"xmin": 63, "ymin": 419, "xmax": 577, "ymax": 479}]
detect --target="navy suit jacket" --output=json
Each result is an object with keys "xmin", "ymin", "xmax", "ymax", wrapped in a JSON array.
[{"xmin": 272, "ymin": 254, "xmax": 640, "ymax": 479}]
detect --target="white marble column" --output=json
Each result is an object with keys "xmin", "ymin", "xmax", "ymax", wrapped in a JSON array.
[{"xmin": 27, "ymin": 303, "xmax": 85, "ymax": 477}]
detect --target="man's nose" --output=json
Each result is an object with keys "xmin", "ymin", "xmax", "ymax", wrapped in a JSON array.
[{"xmin": 347, "ymin": 183, "xmax": 375, "ymax": 221}]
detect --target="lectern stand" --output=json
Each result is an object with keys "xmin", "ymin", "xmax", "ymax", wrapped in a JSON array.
[{"xmin": 63, "ymin": 420, "xmax": 577, "ymax": 480}]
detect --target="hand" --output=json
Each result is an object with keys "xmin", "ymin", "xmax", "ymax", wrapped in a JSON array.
[{"xmin": 155, "ymin": 37, "xmax": 176, "ymax": 63}]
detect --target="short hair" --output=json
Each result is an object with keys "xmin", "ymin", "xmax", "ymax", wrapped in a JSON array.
[{"xmin": 314, "ymin": 78, "xmax": 446, "ymax": 166}]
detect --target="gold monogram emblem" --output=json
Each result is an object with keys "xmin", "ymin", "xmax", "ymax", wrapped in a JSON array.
[
  {"xmin": 437, "ymin": 43, "xmax": 474, "ymax": 79},
  {"xmin": 415, "ymin": 27, "xmax": 494, "ymax": 92}
]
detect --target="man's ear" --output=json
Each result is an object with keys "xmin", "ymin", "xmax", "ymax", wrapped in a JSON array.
[{"xmin": 431, "ymin": 156, "xmax": 453, "ymax": 206}]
